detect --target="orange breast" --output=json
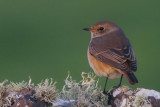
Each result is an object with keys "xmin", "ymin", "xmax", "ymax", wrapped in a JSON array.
[{"xmin": 87, "ymin": 50, "xmax": 121, "ymax": 79}]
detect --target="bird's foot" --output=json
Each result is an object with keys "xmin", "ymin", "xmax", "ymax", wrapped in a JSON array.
[{"xmin": 103, "ymin": 90, "xmax": 108, "ymax": 95}]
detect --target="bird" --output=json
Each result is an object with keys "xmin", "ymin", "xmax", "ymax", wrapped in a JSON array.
[{"xmin": 83, "ymin": 20, "xmax": 138, "ymax": 94}]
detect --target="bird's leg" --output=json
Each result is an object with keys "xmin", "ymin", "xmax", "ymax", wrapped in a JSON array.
[
  {"xmin": 103, "ymin": 77, "xmax": 108, "ymax": 95},
  {"xmin": 119, "ymin": 74, "xmax": 123, "ymax": 86},
  {"xmin": 114, "ymin": 74, "xmax": 123, "ymax": 88}
]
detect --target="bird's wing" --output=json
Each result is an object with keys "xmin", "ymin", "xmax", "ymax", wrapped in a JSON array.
[{"xmin": 89, "ymin": 33, "xmax": 137, "ymax": 72}]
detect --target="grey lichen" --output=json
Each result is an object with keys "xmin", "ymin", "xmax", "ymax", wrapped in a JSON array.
[
  {"xmin": 60, "ymin": 72, "xmax": 108, "ymax": 107},
  {"xmin": 109, "ymin": 86, "xmax": 155, "ymax": 107}
]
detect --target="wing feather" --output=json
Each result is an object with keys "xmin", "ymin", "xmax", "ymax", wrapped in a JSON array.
[{"xmin": 89, "ymin": 31, "xmax": 137, "ymax": 72}]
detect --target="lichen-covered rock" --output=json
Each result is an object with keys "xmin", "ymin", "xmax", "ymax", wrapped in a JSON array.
[
  {"xmin": 35, "ymin": 78, "xmax": 57, "ymax": 103},
  {"xmin": 108, "ymin": 86, "xmax": 160, "ymax": 107},
  {"xmin": 0, "ymin": 73, "xmax": 160, "ymax": 107},
  {"xmin": 58, "ymin": 72, "xmax": 108, "ymax": 107},
  {"xmin": 0, "ymin": 78, "xmax": 57, "ymax": 107}
]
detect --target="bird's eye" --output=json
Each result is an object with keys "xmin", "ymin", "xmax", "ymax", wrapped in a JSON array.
[{"xmin": 98, "ymin": 27, "xmax": 104, "ymax": 31}]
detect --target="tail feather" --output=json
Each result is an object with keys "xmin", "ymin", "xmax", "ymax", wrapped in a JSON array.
[{"xmin": 123, "ymin": 72, "xmax": 138, "ymax": 85}]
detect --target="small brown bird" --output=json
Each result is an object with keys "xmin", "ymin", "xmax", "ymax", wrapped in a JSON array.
[{"xmin": 83, "ymin": 20, "xmax": 138, "ymax": 94}]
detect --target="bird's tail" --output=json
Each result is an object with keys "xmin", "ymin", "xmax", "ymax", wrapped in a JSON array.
[{"xmin": 123, "ymin": 72, "xmax": 138, "ymax": 85}]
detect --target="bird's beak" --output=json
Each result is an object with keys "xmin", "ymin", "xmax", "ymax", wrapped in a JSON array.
[{"xmin": 83, "ymin": 28, "xmax": 91, "ymax": 31}]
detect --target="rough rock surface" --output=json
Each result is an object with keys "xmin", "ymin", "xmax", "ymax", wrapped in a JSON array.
[{"xmin": 108, "ymin": 86, "xmax": 160, "ymax": 107}]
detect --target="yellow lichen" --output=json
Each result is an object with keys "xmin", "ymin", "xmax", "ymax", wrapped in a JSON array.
[
  {"xmin": 0, "ymin": 80, "xmax": 8, "ymax": 99},
  {"xmin": 120, "ymin": 86, "xmax": 130, "ymax": 93},
  {"xmin": 34, "ymin": 78, "xmax": 57, "ymax": 103},
  {"xmin": 6, "ymin": 77, "xmax": 33, "ymax": 92},
  {"xmin": 0, "ymin": 78, "xmax": 57, "ymax": 106},
  {"xmin": 133, "ymin": 94, "xmax": 152, "ymax": 107},
  {"xmin": 7, "ymin": 81, "xmax": 29, "ymax": 92}
]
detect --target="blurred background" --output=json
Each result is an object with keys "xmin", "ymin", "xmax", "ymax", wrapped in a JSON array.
[{"xmin": 0, "ymin": 0, "xmax": 160, "ymax": 91}]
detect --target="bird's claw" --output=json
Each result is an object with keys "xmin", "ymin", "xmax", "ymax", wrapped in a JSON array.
[{"xmin": 103, "ymin": 90, "xmax": 108, "ymax": 95}]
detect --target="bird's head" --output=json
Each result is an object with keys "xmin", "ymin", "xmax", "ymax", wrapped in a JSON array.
[{"xmin": 83, "ymin": 20, "xmax": 119, "ymax": 38}]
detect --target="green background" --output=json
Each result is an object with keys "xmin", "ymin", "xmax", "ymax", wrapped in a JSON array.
[{"xmin": 0, "ymin": 0, "xmax": 160, "ymax": 91}]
